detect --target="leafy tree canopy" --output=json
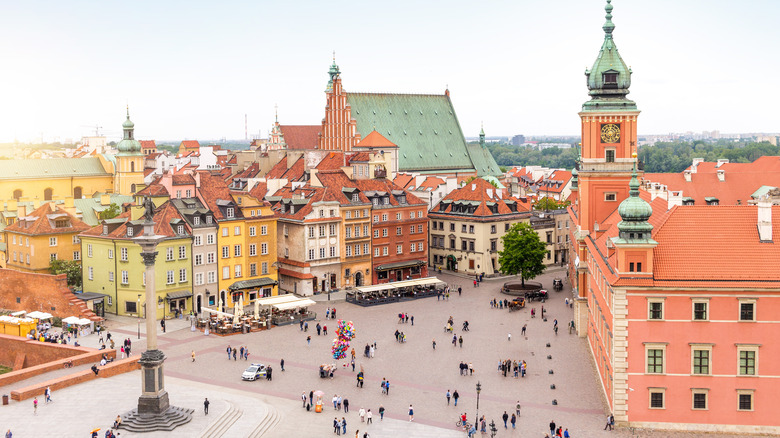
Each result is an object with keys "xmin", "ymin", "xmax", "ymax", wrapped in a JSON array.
[
  {"xmin": 534, "ymin": 197, "xmax": 570, "ymax": 211},
  {"xmin": 98, "ymin": 203, "xmax": 121, "ymax": 220},
  {"xmin": 498, "ymin": 222, "xmax": 547, "ymax": 286},
  {"xmin": 49, "ymin": 259, "xmax": 82, "ymax": 288}
]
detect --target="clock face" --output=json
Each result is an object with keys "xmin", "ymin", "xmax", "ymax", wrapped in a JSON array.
[{"xmin": 601, "ymin": 123, "xmax": 621, "ymax": 144}]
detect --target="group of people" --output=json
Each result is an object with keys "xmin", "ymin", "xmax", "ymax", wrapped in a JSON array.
[
  {"xmin": 547, "ymin": 420, "xmax": 572, "ymax": 437},
  {"xmin": 396, "ymin": 313, "xmax": 413, "ymax": 325},
  {"xmin": 490, "ymin": 298, "xmax": 512, "ymax": 309},
  {"xmin": 458, "ymin": 362, "xmax": 474, "ymax": 376},
  {"xmin": 225, "ymin": 344, "xmax": 250, "ymax": 361},
  {"xmin": 498, "ymin": 358, "xmax": 528, "ymax": 378},
  {"xmin": 325, "ymin": 307, "xmax": 338, "ymax": 320},
  {"xmin": 393, "ymin": 330, "xmax": 407, "ymax": 343},
  {"xmin": 119, "ymin": 337, "xmax": 132, "ymax": 359}
]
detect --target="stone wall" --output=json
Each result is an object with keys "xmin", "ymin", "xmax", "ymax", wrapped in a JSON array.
[{"xmin": 0, "ymin": 268, "xmax": 99, "ymax": 321}]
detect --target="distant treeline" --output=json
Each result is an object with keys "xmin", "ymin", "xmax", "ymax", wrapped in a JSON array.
[{"xmin": 485, "ymin": 140, "xmax": 779, "ymax": 173}]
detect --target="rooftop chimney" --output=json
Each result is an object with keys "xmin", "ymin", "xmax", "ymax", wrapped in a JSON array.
[
  {"xmin": 716, "ymin": 159, "xmax": 729, "ymax": 168},
  {"xmin": 717, "ymin": 169, "xmax": 725, "ymax": 182},
  {"xmin": 684, "ymin": 170, "xmax": 692, "ymax": 182},
  {"xmin": 758, "ymin": 196, "xmax": 773, "ymax": 242}
]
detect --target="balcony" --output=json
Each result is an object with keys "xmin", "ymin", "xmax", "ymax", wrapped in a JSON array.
[{"xmin": 374, "ymin": 167, "xmax": 387, "ymax": 178}]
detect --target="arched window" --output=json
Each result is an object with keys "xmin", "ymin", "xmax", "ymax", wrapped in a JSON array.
[
  {"xmin": 73, "ymin": 187, "xmax": 82, "ymax": 199},
  {"xmin": 44, "ymin": 188, "xmax": 53, "ymax": 200},
  {"xmin": 13, "ymin": 189, "xmax": 22, "ymax": 201},
  {"xmin": 130, "ymin": 161, "xmax": 135, "ymax": 172},
  {"xmin": 131, "ymin": 184, "xmax": 136, "ymax": 193}
]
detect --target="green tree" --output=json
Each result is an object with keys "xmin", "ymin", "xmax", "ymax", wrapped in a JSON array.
[
  {"xmin": 498, "ymin": 222, "xmax": 547, "ymax": 287},
  {"xmin": 49, "ymin": 259, "xmax": 82, "ymax": 288},
  {"xmin": 98, "ymin": 203, "xmax": 121, "ymax": 220},
  {"xmin": 534, "ymin": 197, "xmax": 570, "ymax": 210}
]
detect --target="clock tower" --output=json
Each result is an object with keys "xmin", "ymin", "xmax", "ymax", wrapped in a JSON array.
[{"xmin": 577, "ymin": 0, "xmax": 640, "ymax": 236}]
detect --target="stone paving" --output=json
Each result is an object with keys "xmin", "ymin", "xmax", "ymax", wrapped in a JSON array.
[{"xmin": 0, "ymin": 269, "xmax": 755, "ymax": 437}]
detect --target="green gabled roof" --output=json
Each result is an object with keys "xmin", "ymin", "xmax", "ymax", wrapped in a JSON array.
[
  {"xmin": 466, "ymin": 143, "xmax": 502, "ymax": 177},
  {"xmin": 0, "ymin": 157, "xmax": 111, "ymax": 180},
  {"xmin": 73, "ymin": 194, "xmax": 134, "ymax": 226},
  {"xmin": 346, "ymin": 93, "xmax": 476, "ymax": 173}
]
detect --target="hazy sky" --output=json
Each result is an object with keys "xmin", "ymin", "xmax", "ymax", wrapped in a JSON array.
[{"xmin": 1, "ymin": 0, "xmax": 778, "ymax": 143}]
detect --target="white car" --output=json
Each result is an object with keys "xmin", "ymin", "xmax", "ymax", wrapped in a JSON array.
[{"xmin": 242, "ymin": 363, "xmax": 267, "ymax": 381}]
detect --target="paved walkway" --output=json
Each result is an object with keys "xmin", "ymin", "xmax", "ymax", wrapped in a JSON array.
[{"xmin": 0, "ymin": 270, "xmax": 752, "ymax": 437}]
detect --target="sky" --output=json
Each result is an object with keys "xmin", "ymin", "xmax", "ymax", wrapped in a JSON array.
[{"xmin": 1, "ymin": 0, "xmax": 779, "ymax": 143}]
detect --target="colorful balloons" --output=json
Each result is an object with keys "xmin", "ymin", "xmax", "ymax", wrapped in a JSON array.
[{"xmin": 331, "ymin": 319, "xmax": 356, "ymax": 360}]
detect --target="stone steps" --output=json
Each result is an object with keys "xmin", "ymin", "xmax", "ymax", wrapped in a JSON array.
[
  {"xmin": 118, "ymin": 406, "xmax": 194, "ymax": 432},
  {"xmin": 198, "ymin": 400, "xmax": 244, "ymax": 438},
  {"xmin": 247, "ymin": 404, "xmax": 281, "ymax": 438}
]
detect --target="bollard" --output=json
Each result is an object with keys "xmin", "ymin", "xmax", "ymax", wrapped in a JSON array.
[
  {"xmin": 546, "ymin": 343, "xmax": 551, "ymax": 347},
  {"xmin": 550, "ymin": 384, "xmax": 556, "ymax": 389},
  {"xmin": 547, "ymin": 355, "xmax": 552, "ymax": 359},
  {"xmin": 552, "ymin": 399, "xmax": 558, "ymax": 405},
  {"xmin": 549, "ymin": 369, "xmax": 554, "ymax": 374}
]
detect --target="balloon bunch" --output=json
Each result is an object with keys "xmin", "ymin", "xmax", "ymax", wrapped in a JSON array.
[{"xmin": 331, "ymin": 319, "xmax": 356, "ymax": 360}]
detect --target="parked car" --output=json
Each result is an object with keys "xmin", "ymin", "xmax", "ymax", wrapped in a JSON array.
[{"xmin": 242, "ymin": 363, "xmax": 268, "ymax": 381}]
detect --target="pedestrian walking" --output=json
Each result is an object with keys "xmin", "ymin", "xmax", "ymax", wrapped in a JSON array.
[
  {"xmin": 33, "ymin": 397, "xmax": 38, "ymax": 415},
  {"xmin": 240, "ymin": 346, "xmax": 245, "ymax": 359},
  {"xmin": 379, "ymin": 405, "xmax": 385, "ymax": 420},
  {"xmin": 385, "ymin": 380, "xmax": 390, "ymax": 395},
  {"xmin": 604, "ymin": 414, "xmax": 614, "ymax": 430},
  {"xmin": 411, "ymin": 315, "xmax": 414, "ymax": 325},
  {"xmin": 522, "ymin": 324, "xmax": 527, "ymax": 336},
  {"xmin": 244, "ymin": 347, "xmax": 249, "ymax": 360},
  {"xmin": 408, "ymin": 404, "xmax": 414, "ymax": 421},
  {"xmin": 280, "ymin": 358, "xmax": 285, "ymax": 371},
  {"xmin": 44, "ymin": 387, "xmax": 52, "ymax": 404},
  {"xmin": 502, "ymin": 411, "xmax": 508, "ymax": 428},
  {"xmin": 366, "ymin": 409, "xmax": 373, "ymax": 424},
  {"xmin": 191, "ymin": 350, "xmax": 195, "ymax": 362},
  {"xmin": 333, "ymin": 417, "xmax": 340, "ymax": 435},
  {"xmin": 342, "ymin": 417, "xmax": 347, "ymax": 435},
  {"xmin": 446, "ymin": 390, "xmax": 451, "ymax": 405},
  {"xmin": 515, "ymin": 401, "xmax": 521, "ymax": 417},
  {"xmin": 458, "ymin": 336, "xmax": 463, "ymax": 348},
  {"xmin": 302, "ymin": 392, "xmax": 307, "ymax": 408},
  {"xmin": 458, "ymin": 286, "xmax": 462, "ymax": 296},
  {"xmin": 359, "ymin": 407, "xmax": 366, "ymax": 422},
  {"xmin": 307, "ymin": 335, "xmax": 311, "ymax": 345},
  {"xmin": 232, "ymin": 348, "xmax": 237, "ymax": 361},
  {"xmin": 511, "ymin": 413, "xmax": 516, "ymax": 429},
  {"xmin": 550, "ymin": 420, "xmax": 557, "ymax": 436},
  {"xmin": 432, "ymin": 339, "xmax": 436, "ymax": 350},
  {"xmin": 309, "ymin": 390, "xmax": 314, "ymax": 406},
  {"xmin": 508, "ymin": 332, "xmax": 511, "ymax": 341},
  {"xmin": 343, "ymin": 398, "xmax": 350, "ymax": 413},
  {"xmin": 204, "ymin": 398, "xmax": 210, "ymax": 415},
  {"xmin": 453, "ymin": 390, "xmax": 459, "ymax": 406},
  {"xmin": 226, "ymin": 345, "xmax": 232, "ymax": 360}
]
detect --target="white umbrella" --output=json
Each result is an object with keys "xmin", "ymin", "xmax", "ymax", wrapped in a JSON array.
[
  {"xmin": 254, "ymin": 299, "xmax": 260, "ymax": 318},
  {"xmin": 238, "ymin": 295, "xmax": 244, "ymax": 317},
  {"xmin": 233, "ymin": 300, "xmax": 239, "ymax": 325},
  {"xmin": 62, "ymin": 316, "xmax": 81, "ymax": 325}
]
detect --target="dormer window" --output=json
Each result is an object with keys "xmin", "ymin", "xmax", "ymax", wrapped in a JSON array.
[
  {"xmin": 177, "ymin": 225, "xmax": 185, "ymax": 235},
  {"xmin": 383, "ymin": 197, "xmax": 389, "ymax": 205},
  {"xmin": 398, "ymin": 195, "xmax": 406, "ymax": 204},
  {"xmin": 103, "ymin": 225, "xmax": 108, "ymax": 235},
  {"xmin": 372, "ymin": 198, "xmax": 379, "ymax": 206},
  {"xmin": 603, "ymin": 71, "xmax": 618, "ymax": 87},
  {"xmin": 206, "ymin": 216, "xmax": 213, "ymax": 224},
  {"xmin": 127, "ymin": 227, "xmax": 134, "ymax": 237},
  {"xmin": 352, "ymin": 193, "xmax": 359, "ymax": 203},
  {"xmin": 193, "ymin": 216, "xmax": 200, "ymax": 225},
  {"xmin": 226, "ymin": 207, "xmax": 234, "ymax": 218}
]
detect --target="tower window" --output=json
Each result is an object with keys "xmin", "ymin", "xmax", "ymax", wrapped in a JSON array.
[
  {"xmin": 603, "ymin": 72, "xmax": 618, "ymax": 84},
  {"xmin": 605, "ymin": 149, "xmax": 616, "ymax": 162}
]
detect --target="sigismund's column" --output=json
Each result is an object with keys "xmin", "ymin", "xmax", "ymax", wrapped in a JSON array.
[{"xmin": 120, "ymin": 196, "xmax": 192, "ymax": 431}]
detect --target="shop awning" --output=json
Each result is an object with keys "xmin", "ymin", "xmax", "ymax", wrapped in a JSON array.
[
  {"xmin": 355, "ymin": 284, "xmax": 398, "ymax": 293},
  {"xmin": 228, "ymin": 277, "xmax": 277, "ymax": 291},
  {"xmin": 166, "ymin": 291, "xmax": 193, "ymax": 300},
  {"xmin": 272, "ymin": 299, "xmax": 316, "ymax": 310},
  {"xmin": 26, "ymin": 311, "xmax": 53, "ymax": 320},
  {"xmin": 74, "ymin": 292, "xmax": 107, "ymax": 302},
  {"xmin": 254, "ymin": 294, "xmax": 302, "ymax": 306},
  {"xmin": 375, "ymin": 260, "xmax": 425, "ymax": 271},
  {"xmin": 201, "ymin": 307, "xmax": 233, "ymax": 318}
]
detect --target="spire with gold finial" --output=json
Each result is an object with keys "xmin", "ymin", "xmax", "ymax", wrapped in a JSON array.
[{"xmin": 616, "ymin": 153, "xmax": 653, "ymax": 240}]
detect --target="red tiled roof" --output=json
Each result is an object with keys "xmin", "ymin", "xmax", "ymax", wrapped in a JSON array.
[
  {"xmin": 196, "ymin": 171, "xmax": 234, "ymax": 220},
  {"xmin": 278, "ymin": 268, "xmax": 314, "ymax": 279},
  {"xmin": 434, "ymin": 178, "xmax": 526, "ymax": 217},
  {"xmin": 316, "ymin": 152, "xmax": 349, "ymax": 171},
  {"xmin": 143, "ymin": 168, "xmax": 156, "ymax": 177},
  {"xmin": 140, "ymin": 140, "xmax": 156, "ymax": 149},
  {"xmin": 416, "ymin": 176, "xmax": 446, "ymax": 190},
  {"xmin": 537, "ymin": 170, "xmax": 572, "ymax": 194},
  {"xmin": 348, "ymin": 152, "xmax": 370, "ymax": 163},
  {"xmin": 644, "ymin": 156, "xmax": 780, "ymax": 206},
  {"xmin": 135, "ymin": 183, "xmax": 169, "ymax": 197},
  {"xmin": 234, "ymin": 162, "xmax": 261, "ymax": 179},
  {"xmin": 81, "ymin": 202, "xmax": 187, "ymax": 239},
  {"xmin": 5, "ymin": 203, "xmax": 91, "ymax": 235},
  {"xmin": 172, "ymin": 174, "xmax": 196, "ymax": 186},
  {"xmin": 179, "ymin": 140, "xmax": 200, "ymax": 150},
  {"xmin": 393, "ymin": 173, "xmax": 415, "ymax": 189},
  {"xmin": 249, "ymin": 181, "xmax": 269, "ymax": 200},
  {"xmin": 280, "ymin": 125, "xmax": 320, "ymax": 150},
  {"xmin": 356, "ymin": 130, "xmax": 396, "ymax": 148}
]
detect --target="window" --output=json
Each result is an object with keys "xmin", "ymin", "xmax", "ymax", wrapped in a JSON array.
[
  {"xmin": 125, "ymin": 301, "xmax": 137, "ymax": 314},
  {"xmin": 692, "ymin": 347, "xmax": 711, "ymax": 375},
  {"xmin": 409, "ymin": 225, "xmax": 414, "ymax": 234},
  {"xmin": 373, "ymin": 215, "xmax": 379, "ymax": 223},
  {"xmin": 319, "ymin": 209, "xmax": 325, "ymax": 218},
  {"xmin": 396, "ymin": 227, "xmax": 402, "ymax": 236},
  {"xmin": 194, "ymin": 235, "xmax": 202, "ymax": 246},
  {"xmin": 207, "ymin": 271, "xmax": 216, "ymax": 284},
  {"xmin": 739, "ymin": 300, "xmax": 755, "ymax": 321},
  {"xmin": 234, "ymin": 265, "xmax": 242, "ymax": 278},
  {"xmin": 49, "ymin": 253, "xmax": 57, "ymax": 262},
  {"xmin": 206, "ymin": 216, "xmax": 213, "ymax": 224},
  {"xmin": 194, "ymin": 216, "xmax": 201, "ymax": 227},
  {"xmin": 649, "ymin": 389, "xmax": 665, "ymax": 409},
  {"xmin": 363, "ymin": 225, "xmax": 369, "ymax": 236},
  {"xmin": 207, "ymin": 252, "xmax": 215, "ymax": 264},
  {"xmin": 166, "ymin": 270, "xmax": 174, "ymax": 284},
  {"xmin": 177, "ymin": 225, "xmax": 185, "ymax": 235},
  {"xmin": 73, "ymin": 251, "xmax": 80, "ymax": 260},
  {"xmin": 261, "ymin": 243, "xmax": 268, "ymax": 255},
  {"xmin": 605, "ymin": 193, "xmax": 617, "ymax": 201},
  {"xmin": 249, "ymin": 244, "xmax": 257, "ymax": 256},
  {"xmin": 373, "ymin": 230, "xmax": 379, "ymax": 238},
  {"xmin": 462, "ymin": 224, "xmax": 467, "ymax": 233},
  {"xmin": 646, "ymin": 345, "xmax": 665, "ymax": 374},
  {"xmin": 329, "ymin": 247, "xmax": 336, "ymax": 257},
  {"xmin": 120, "ymin": 270, "xmax": 129, "ymax": 285},
  {"xmin": 692, "ymin": 299, "xmax": 709, "ymax": 321},
  {"xmin": 234, "ymin": 245, "xmax": 241, "ymax": 257},
  {"xmin": 222, "ymin": 266, "xmax": 230, "ymax": 279},
  {"xmin": 382, "ymin": 228, "xmax": 388, "ymax": 237},
  {"xmin": 179, "ymin": 245, "xmax": 187, "ymax": 259},
  {"xmin": 491, "ymin": 240, "xmax": 497, "ymax": 252},
  {"xmin": 226, "ymin": 207, "xmax": 234, "ymax": 218},
  {"xmin": 195, "ymin": 272, "xmax": 204, "ymax": 286},
  {"xmin": 396, "ymin": 213, "xmax": 402, "ymax": 220},
  {"xmin": 490, "ymin": 225, "xmax": 496, "ymax": 234},
  {"xmin": 176, "ymin": 190, "xmax": 182, "ymax": 199},
  {"xmin": 346, "ymin": 246, "xmax": 352, "ymax": 257},
  {"xmin": 120, "ymin": 247, "xmax": 128, "ymax": 261},
  {"xmin": 737, "ymin": 390, "xmax": 754, "ymax": 411},
  {"xmin": 329, "ymin": 224, "xmax": 336, "ymax": 235},
  {"xmin": 450, "ymin": 238, "xmax": 456, "ymax": 249},
  {"xmin": 469, "ymin": 241, "xmax": 475, "ymax": 251},
  {"xmin": 692, "ymin": 390, "xmax": 708, "ymax": 410},
  {"xmin": 450, "ymin": 223, "xmax": 455, "ymax": 231},
  {"xmin": 309, "ymin": 226, "xmax": 315, "ymax": 238},
  {"xmin": 319, "ymin": 248, "xmax": 325, "ymax": 259},
  {"xmin": 396, "ymin": 244, "xmax": 403, "ymax": 254},
  {"xmin": 250, "ymin": 263, "xmax": 257, "ymax": 277},
  {"xmin": 108, "ymin": 249, "xmax": 114, "ymax": 259},
  {"xmin": 249, "ymin": 226, "xmax": 256, "ymax": 236},
  {"xmin": 605, "ymin": 149, "xmax": 615, "ymax": 163},
  {"xmin": 195, "ymin": 254, "xmax": 203, "ymax": 266},
  {"xmin": 382, "ymin": 214, "xmax": 388, "ymax": 222},
  {"xmin": 363, "ymin": 243, "xmax": 369, "ymax": 254},
  {"xmin": 166, "ymin": 247, "xmax": 174, "ymax": 261},
  {"xmin": 354, "ymin": 226, "xmax": 360, "ymax": 237},
  {"xmin": 374, "ymin": 247, "xmax": 380, "ymax": 257},
  {"xmin": 354, "ymin": 244, "xmax": 360, "ymax": 255},
  {"xmin": 382, "ymin": 247, "xmax": 388, "ymax": 256},
  {"xmin": 88, "ymin": 266, "xmax": 94, "ymax": 280},
  {"xmin": 308, "ymin": 249, "xmax": 315, "ymax": 260},
  {"xmin": 207, "ymin": 234, "xmax": 215, "ymax": 245},
  {"xmin": 49, "ymin": 237, "xmax": 57, "ymax": 246},
  {"xmin": 261, "ymin": 225, "xmax": 268, "ymax": 235},
  {"xmin": 346, "ymin": 228, "xmax": 352, "ymax": 238},
  {"xmin": 222, "ymin": 227, "xmax": 228, "ymax": 237},
  {"xmin": 283, "ymin": 224, "xmax": 288, "ymax": 237},
  {"xmin": 261, "ymin": 262, "xmax": 268, "ymax": 274},
  {"xmin": 234, "ymin": 226, "xmax": 240, "ymax": 236},
  {"xmin": 319, "ymin": 226, "xmax": 326, "ymax": 237},
  {"xmin": 648, "ymin": 299, "xmax": 664, "ymax": 320},
  {"xmin": 738, "ymin": 347, "xmax": 758, "ymax": 376}
]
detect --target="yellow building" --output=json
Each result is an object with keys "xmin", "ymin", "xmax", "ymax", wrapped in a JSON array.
[
  {"xmin": 3, "ymin": 202, "xmax": 91, "ymax": 273},
  {"xmin": 234, "ymin": 192, "xmax": 279, "ymax": 299},
  {"xmin": 0, "ymin": 109, "xmax": 145, "ymax": 205}
]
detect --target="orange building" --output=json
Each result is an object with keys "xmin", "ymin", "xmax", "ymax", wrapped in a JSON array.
[{"xmin": 569, "ymin": 2, "xmax": 780, "ymax": 434}]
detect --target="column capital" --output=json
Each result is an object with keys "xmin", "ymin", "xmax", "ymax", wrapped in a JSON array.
[{"xmin": 141, "ymin": 251, "xmax": 158, "ymax": 267}]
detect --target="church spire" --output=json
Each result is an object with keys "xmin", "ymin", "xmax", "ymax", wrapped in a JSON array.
[{"xmin": 616, "ymin": 153, "xmax": 653, "ymax": 240}]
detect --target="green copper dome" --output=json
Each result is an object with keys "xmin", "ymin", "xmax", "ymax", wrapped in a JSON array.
[
  {"xmin": 583, "ymin": 0, "xmax": 636, "ymax": 111},
  {"xmin": 617, "ymin": 159, "xmax": 653, "ymax": 238},
  {"xmin": 117, "ymin": 107, "xmax": 142, "ymax": 155},
  {"xmin": 326, "ymin": 54, "xmax": 341, "ymax": 92}
]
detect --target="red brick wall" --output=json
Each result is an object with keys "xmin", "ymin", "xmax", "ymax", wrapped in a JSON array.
[
  {"xmin": 0, "ymin": 268, "xmax": 98, "ymax": 320},
  {"xmin": 0, "ymin": 334, "xmax": 93, "ymax": 368}
]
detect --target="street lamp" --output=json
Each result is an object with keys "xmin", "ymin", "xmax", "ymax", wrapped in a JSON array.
[
  {"xmin": 137, "ymin": 294, "xmax": 141, "ymax": 339},
  {"xmin": 475, "ymin": 381, "xmax": 481, "ymax": 428},
  {"xmin": 489, "ymin": 420, "xmax": 498, "ymax": 438}
]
